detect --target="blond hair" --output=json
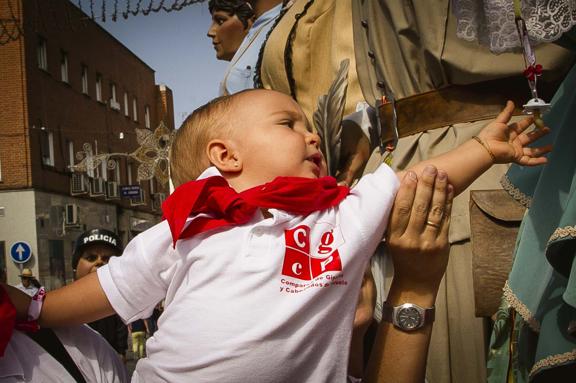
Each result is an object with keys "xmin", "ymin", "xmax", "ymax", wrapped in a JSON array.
[{"xmin": 170, "ymin": 95, "xmax": 235, "ymax": 187}]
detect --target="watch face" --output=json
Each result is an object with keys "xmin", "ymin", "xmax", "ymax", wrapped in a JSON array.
[{"xmin": 396, "ymin": 306, "xmax": 422, "ymax": 330}]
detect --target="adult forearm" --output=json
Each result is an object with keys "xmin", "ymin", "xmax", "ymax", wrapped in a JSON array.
[{"xmin": 364, "ymin": 281, "xmax": 439, "ymax": 383}]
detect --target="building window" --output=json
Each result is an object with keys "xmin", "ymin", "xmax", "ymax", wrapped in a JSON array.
[
  {"xmin": 100, "ymin": 160, "xmax": 108, "ymax": 181},
  {"xmin": 123, "ymin": 92, "xmax": 129, "ymax": 116},
  {"xmin": 95, "ymin": 73, "xmax": 102, "ymax": 102},
  {"xmin": 110, "ymin": 83, "xmax": 120, "ymax": 110},
  {"xmin": 40, "ymin": 129, "xmax": 54, "ymax": 166},
  {"xmin": 114, "ymin": 160, "xmax": 121, "ymax": 183},
  {"xmin": 48, "ymin": 240, "xmax": 65, "ymax": 289},
  {"xmin": 145, "ymin": 105, "xmax": 150, "ymax": 128},
  {"xmin": 67, "ymin": 140, "xmax": 74, "ymax": 170},
  {"xmin": 81, "ymin": 65, "xmax": 88, "ymax": 94},
  {"xmin": 149, "ymin": 178, "xmax": 155, "ymax": 194},
  {"xmin": 60, "ymin": 51, "xmax": 68, "ymax": 83},
  {"xmin": 132, "ymin": 98, "xmax": 138, "ymax": 122},
  {"xmin": 127, "ymin": 162, "xmax": 133, "ymax": 184},
  {"xmin": 37, "ymin": 36, "xmax": 47, "ymax": 70}
]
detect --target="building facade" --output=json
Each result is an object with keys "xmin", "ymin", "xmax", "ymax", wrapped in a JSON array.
[{"xmin": 0, "ymin": 0, "xmax": 175, "ymax": 289}]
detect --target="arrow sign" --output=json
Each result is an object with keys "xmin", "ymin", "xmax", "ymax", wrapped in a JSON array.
[{"xmin": 10, "ymin": 241, "xmax": 32, "ymax": 264}]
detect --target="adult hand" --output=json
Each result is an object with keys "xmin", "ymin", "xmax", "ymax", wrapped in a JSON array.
[
  {"xmin": 386, "ymin": 166, "xmax": 453, "ymax": 296},
  {"xmin": 478, "ymin": 101, "xmax": 551, "ymax": 166},
  {"xmin": 365, "ymin": 166, "xmax": 453, "ymax": 383}
]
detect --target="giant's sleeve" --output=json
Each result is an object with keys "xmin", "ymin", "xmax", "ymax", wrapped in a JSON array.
[{"xmin": 97, "ymin": 222, "xmax": 177, "ymax": 323}]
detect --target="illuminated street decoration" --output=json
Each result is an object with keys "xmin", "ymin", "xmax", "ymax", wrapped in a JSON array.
[{"xmin": 70, "ymin": 122, "xmax": 174, "ymax": 185}]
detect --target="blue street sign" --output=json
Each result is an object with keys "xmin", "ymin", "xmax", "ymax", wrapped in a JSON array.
[
  {"xmin": 120, "ymin": 185, "xmax": 141, "ymax": 198},
  {"xmin": 10, "ymin": 241, "xmax": 32, "ymax": 264}
]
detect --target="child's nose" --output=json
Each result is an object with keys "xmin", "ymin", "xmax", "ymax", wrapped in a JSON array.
[{"xmin": 306, "ymin": 131, "xmax": 321, "ymax": 148}]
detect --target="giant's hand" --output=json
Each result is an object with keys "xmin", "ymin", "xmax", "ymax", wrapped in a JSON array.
[
  {"xmin": 336, "ymin": 120, "xmax": 371, "ymax": 186},
  {"xmin": 478, "ymin": 101, "xmax": 552, "ymax": 166}
]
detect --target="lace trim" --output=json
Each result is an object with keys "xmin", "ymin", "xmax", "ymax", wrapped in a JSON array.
[
  {"xmin": 503, "ymin": 281, "xmax": 540, "ymax": 332},
  {"xmin": 453, "ymin": 0, "xmax": 576, "ymax": 53},
  {"xmin": 549, "ymin": 225, "xmax": 576, "ymax": 242},
  {"xmin": 529, "ymin": 349, "xmax": 576, "ymax": 378},
  {"xmin": 501, "ymin": 174, "xmax": 532, "ymax": 208}
]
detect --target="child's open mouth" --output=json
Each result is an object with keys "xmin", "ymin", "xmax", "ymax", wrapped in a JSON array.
[{"xmin": 307, "ymin": 153, "xmax": 322, "ymax": 167}]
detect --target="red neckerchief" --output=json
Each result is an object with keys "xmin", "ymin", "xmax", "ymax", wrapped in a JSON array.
[
  {"xmin": 0, "ymin": 285, "xmax": 40, "ymax": 356},
  {"xmin": 0, "ymin": 285, "xmax": 16, "ymax": 356},
  {"xmin": 162, "ymin": 175, "xmax": 350, "ymax": 247}
]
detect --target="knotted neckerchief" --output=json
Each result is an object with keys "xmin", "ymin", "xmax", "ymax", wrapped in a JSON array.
[
  {"xmin": 162, "ymin": 175, "xmax": 350, "ymax": 247},
  {"xmin": 0, "ymin": 286, "xmax": 16, "ymax": 356}
]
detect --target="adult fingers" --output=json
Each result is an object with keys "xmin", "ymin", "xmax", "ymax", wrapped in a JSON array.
[
  {"xmin": 388, "ymin": 171, "xmax": 418, "ymax": 238},
  {"xmin": 406, "ymin": 165, "xmax": 438, "ymax": 236},
  {"xmin": 423, "ymin": 170, "xmax": 448, "ymax": 236},
  {"xmin": 439, "ymin": 184, "xmax": 454, "ymax": 240}
]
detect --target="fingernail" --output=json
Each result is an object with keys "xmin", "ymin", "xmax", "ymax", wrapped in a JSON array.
[
  {"xmin": 424, "ymin": 165, "xmax": 437, "ymax": 175},
  {"xmin": 438, "ymin": 170, "xmax": 447, "ymax": 180},
  {"xmin": 406, "ymin": 171, "xmax": 417, "ymax": 182}
]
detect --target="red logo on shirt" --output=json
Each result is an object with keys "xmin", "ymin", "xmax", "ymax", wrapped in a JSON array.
[{"xmin": 281, "ymin": 225, "xmax": 342, "ymax": 281}]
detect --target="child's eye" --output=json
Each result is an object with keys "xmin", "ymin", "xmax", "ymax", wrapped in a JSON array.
[{"xmin": 280, "ymin": 120, "xmax": 294, "ymax": 128}]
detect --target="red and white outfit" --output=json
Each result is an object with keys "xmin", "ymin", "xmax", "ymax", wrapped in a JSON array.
[{"xmin": 98, "ymin": 164, "xmax": 399, "ymax": 382}]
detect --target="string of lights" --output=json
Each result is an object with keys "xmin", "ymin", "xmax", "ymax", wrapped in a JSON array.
[
  {"xmin": 0, "ymin": 0, "xmax": 23, "ymax": 46},
  {"xmin": 0, "ymin": 0, "xmax": 207, "ymax": 46}
]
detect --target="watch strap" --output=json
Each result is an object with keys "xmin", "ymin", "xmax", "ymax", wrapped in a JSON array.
[{"xmin": 381, "ymin": 303, "xmax": 435, "ymax": 330}]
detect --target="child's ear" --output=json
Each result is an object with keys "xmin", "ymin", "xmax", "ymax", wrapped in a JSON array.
[{"xmin": 206, "ymin": 139, "xmax": 242, "ymax": 174}]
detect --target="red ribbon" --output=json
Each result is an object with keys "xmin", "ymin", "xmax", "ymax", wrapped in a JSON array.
[
  {"xmin": 523, "ymin": 64, "xmax": 543, "ymax": 81},
  {"xmin": 162, "ymin": 175, "xmax": 350, "ymax": 247}
]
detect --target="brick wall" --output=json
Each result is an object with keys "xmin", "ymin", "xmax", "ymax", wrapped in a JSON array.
[
  {"xmin": 0, "ymin": 0, "xmax": 31, "ymax": 188},
  {"xmin": 0, "ymin": 0, "xmax": 174, "ymax": 212}
]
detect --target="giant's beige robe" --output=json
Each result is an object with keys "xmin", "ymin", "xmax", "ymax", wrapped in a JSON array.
[{"xmin": 259, "ymin": 1, "xmax": 573, "ymax": 382}]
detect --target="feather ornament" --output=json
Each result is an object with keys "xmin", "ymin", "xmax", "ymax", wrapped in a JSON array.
[{"xmin": 313, "ymin": 59, "xmax": 350, "ymax": 177}]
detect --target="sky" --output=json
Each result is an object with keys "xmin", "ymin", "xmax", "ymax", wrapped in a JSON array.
[{"xmin": 95, "ymin": 3, "xmax": 228, "ymax": 128}]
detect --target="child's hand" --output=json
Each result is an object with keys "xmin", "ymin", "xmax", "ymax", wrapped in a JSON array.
[{"xmin": 478, "ymin": 101, "xmax": 552, "ymax": 166}]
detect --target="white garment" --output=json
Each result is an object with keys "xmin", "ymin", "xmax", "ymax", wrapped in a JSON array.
[
  {"xmin": 0, "ymin": 326, "xmax": 128, "ymax": 382},
  {"xmin": 452, "ymin": 0, "xmax": 576, "ymax": 53},
  {"xmin": 98, "ymin": 164, "xmax": 399, "ymax": 382},
  {"xmin": 14, "ymin": 284, "xmax": 37, "ymax": 297},
  {"xmin": 219, "ymin": 4, "xmax": 283, "ymax": 95}
]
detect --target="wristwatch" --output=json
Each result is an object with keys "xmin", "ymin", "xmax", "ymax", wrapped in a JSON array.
[{"xmin": 382, "ymin": 303, "xmax": 435, "ymax": 331}]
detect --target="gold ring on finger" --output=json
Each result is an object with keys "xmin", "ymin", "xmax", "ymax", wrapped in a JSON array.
[{"xmin": 426, "ymin": 220, "xmax": 441, "ymax": 229}]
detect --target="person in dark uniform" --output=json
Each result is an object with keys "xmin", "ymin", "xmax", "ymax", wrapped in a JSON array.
[{"xmin": 72, "ymin": 228, "xmax": 128, "ymax": 362}]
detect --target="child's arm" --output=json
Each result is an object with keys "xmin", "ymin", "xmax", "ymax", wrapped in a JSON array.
[
  {"xmin": 397, "ymin": 101, "xmax": 551, "ymax": 195},
  {"xmin": 3, "ymin": 271, "xmax": 114, "ymax": 327}
]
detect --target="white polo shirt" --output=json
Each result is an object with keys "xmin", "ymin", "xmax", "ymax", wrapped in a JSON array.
[
  {"xmin": 0, "ymin": 326, "xmax": 128, "ymax": 382},
  {"xmin": 98, "ymin": 164, "xmax": 399, "ymax": 382}
]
